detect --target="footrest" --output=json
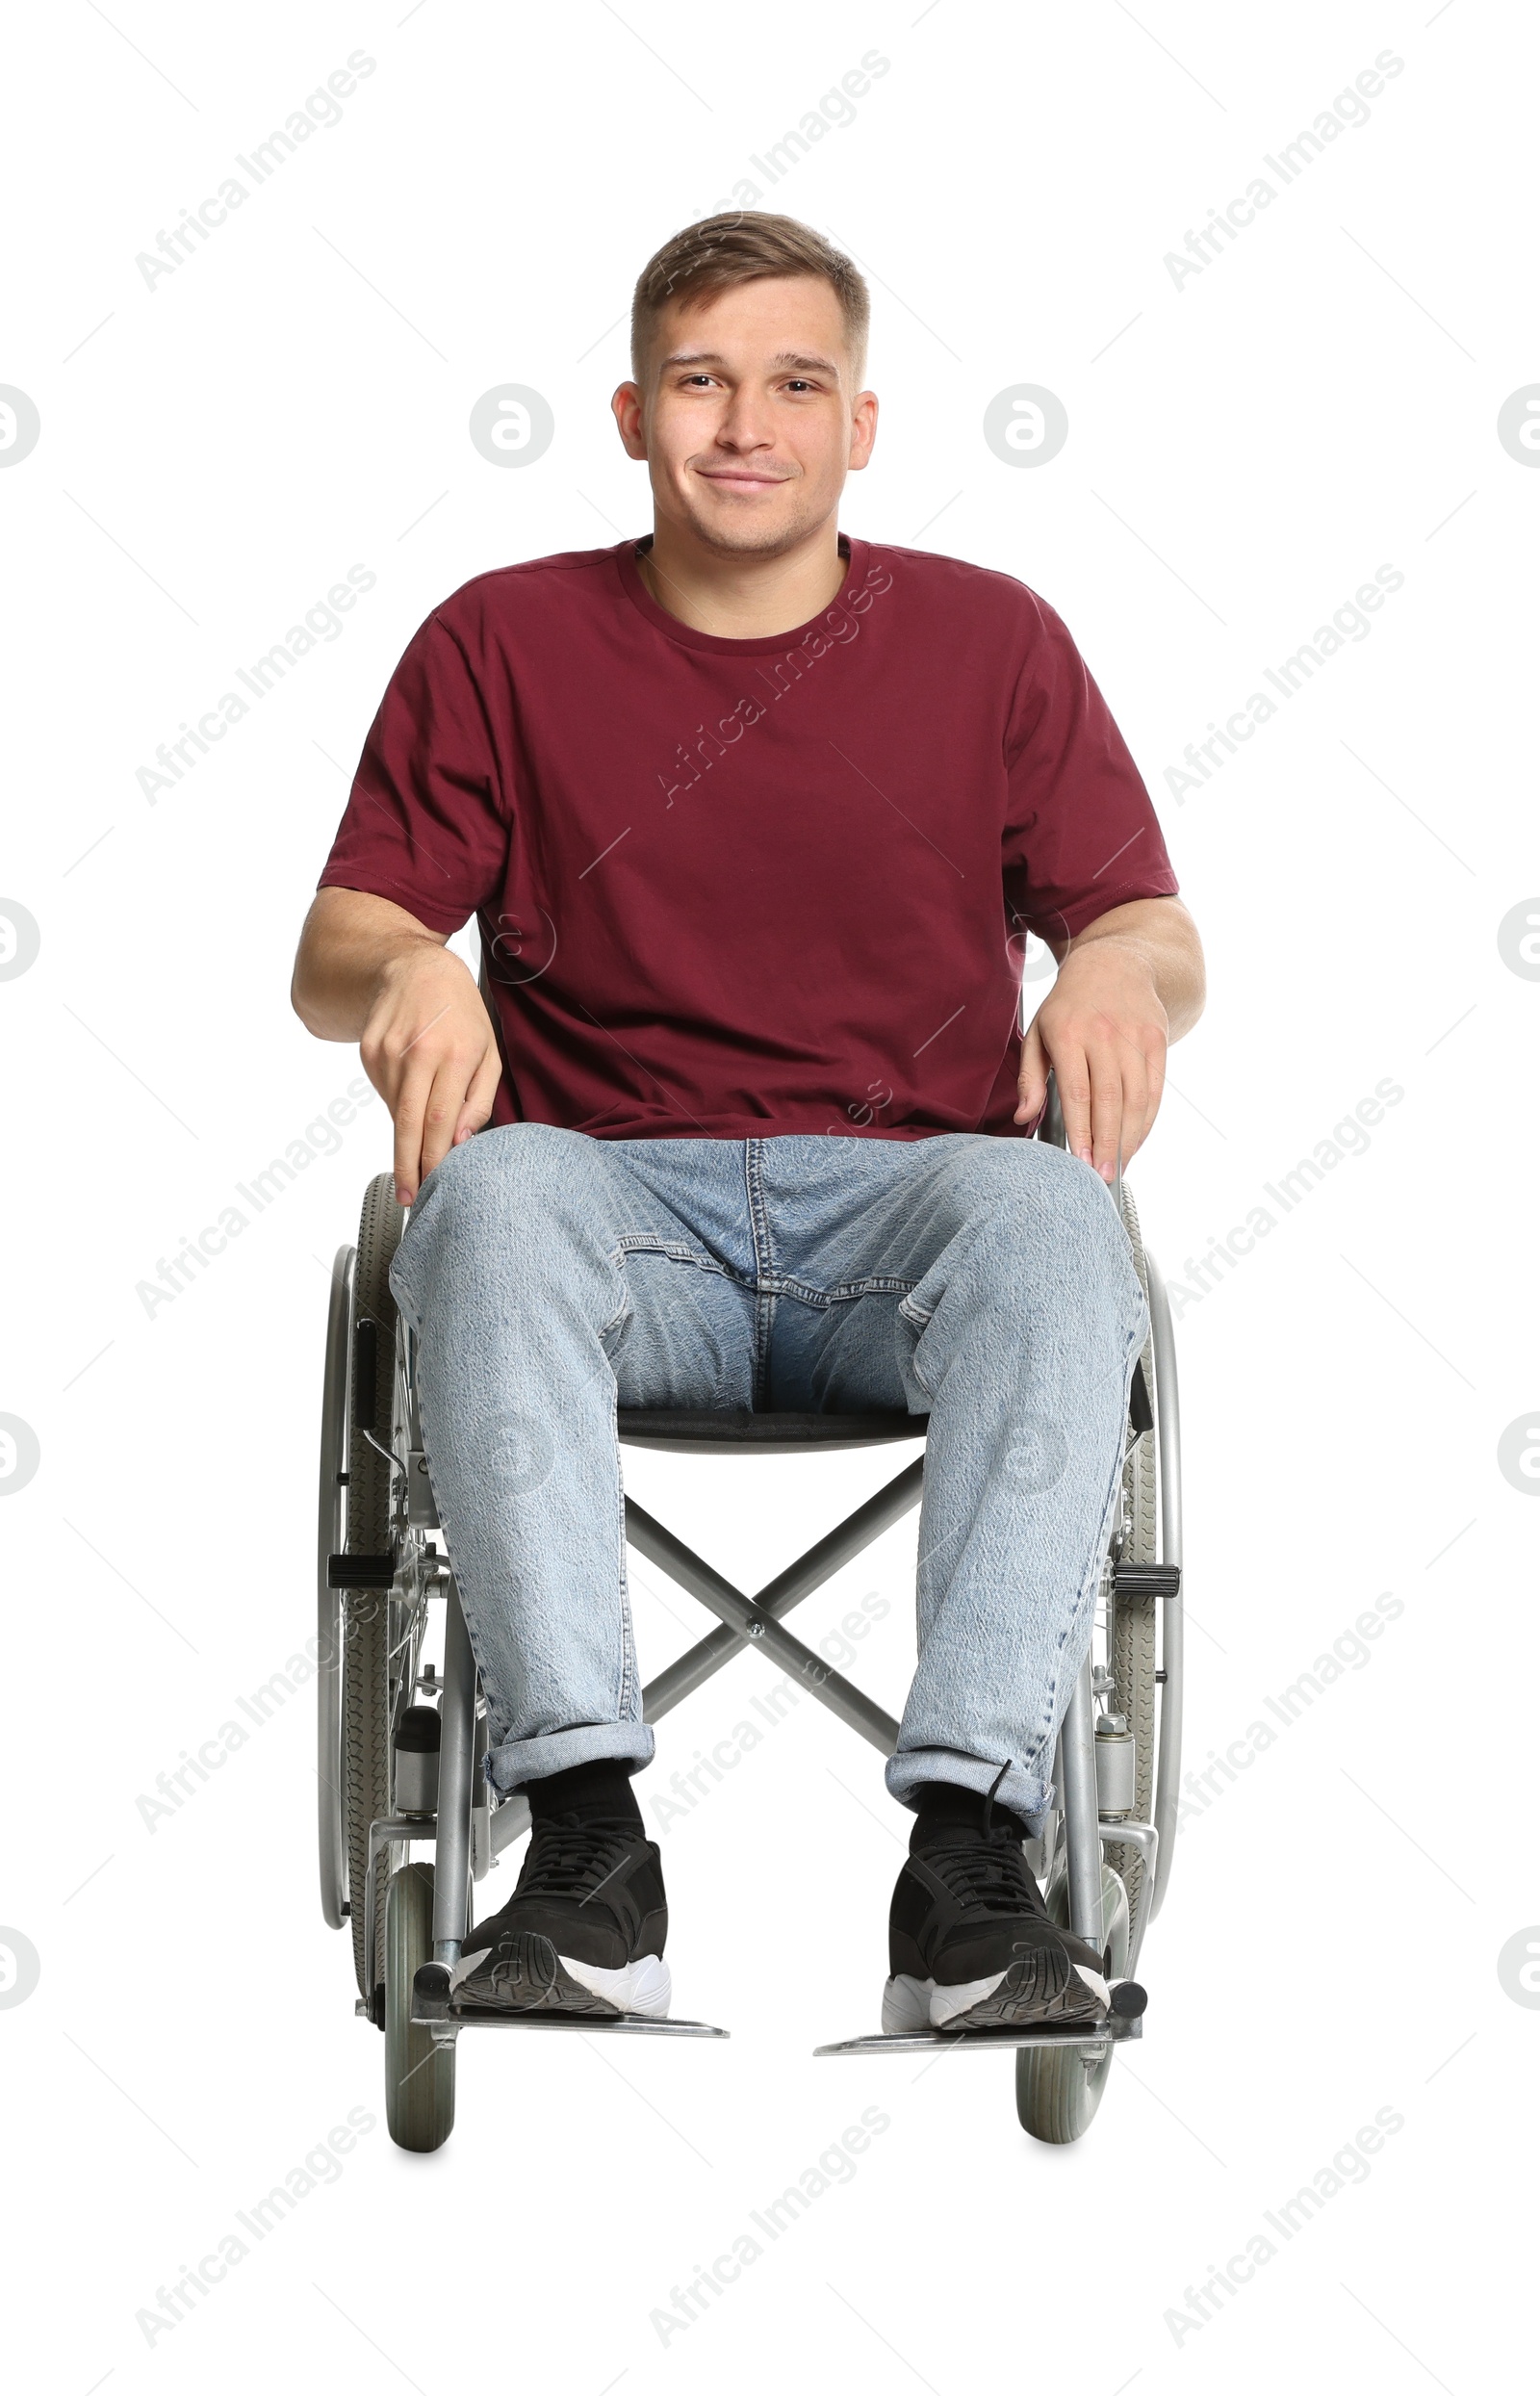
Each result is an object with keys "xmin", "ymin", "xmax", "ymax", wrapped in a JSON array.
[
  {"xmin": 814, "ymin": 2015, "xmax": 1142, "ymax": 2056},
  {"xmin": 415, "ymin": 2002, "xmax": 728, "ymax": 2037}
]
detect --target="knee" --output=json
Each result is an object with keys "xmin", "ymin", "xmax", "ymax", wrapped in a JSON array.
[
  {"xmin": 394, "ymin": 1125, "xmax": 618, "ymax": 1322},
  {"xmin": 948, "ymin": 1137, "xmax": 1093, "ymax": 1229},
  {"xmin": 416, "ymin": 1122, "xmax": 594, "ymax": 1226},
  {"xmin": 954, "ymin": 1142, "xmax": 1138, "ymax": 1293},
  {"xmin": 402, "ymin": 1126, "xmax": 614, "ymax": 1285}
]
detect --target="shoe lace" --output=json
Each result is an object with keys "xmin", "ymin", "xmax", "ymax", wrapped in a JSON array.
[
  {"xmin": 520, "ymin": 1813, "xmax": 640, "ymax": 1909},
  {"xmin": 924, "ymin": 1829, "xmax": 1040, "ymax": 1916},
  {"xmin": 919, "ymin": 1761, "xmax": 1043, "ymax": 1918}
]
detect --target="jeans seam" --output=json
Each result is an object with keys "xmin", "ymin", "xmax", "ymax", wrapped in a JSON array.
[
  {"xmin": 743, "ymin": 1139, "xmax": 776, "ymax": 1408},
  {"xmin": 1015, "ymin": 1300, "xmax": 1147, "ymax": 1792},
  {"xmin": 613, "ymin": 1426, "xmax": 636, "ymax": 1720},
  {"xmin": 616, "ymin": 1233, "xmax": 731, "ymax": 1268}
]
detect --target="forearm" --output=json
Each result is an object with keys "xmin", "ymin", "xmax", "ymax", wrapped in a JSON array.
[
  {"xmin": 291, "ymin": 886, "xmax": 451, "ymax": 1041},
  {"xmin": 292, "ymin": 886, "xmax": 501, "ymax": 1199},
  {"xmin": 1059, "ymin": 896, "xmax": 1205, "ymax": 1042},
  {"xmin": 1018, "ymin": 894, "xmax": 1204, "ymax": 1170}
]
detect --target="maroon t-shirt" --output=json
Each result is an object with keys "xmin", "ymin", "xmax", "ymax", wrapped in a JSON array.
[{"xmin": 316, "ymin": 533, "xmax": 1177, "ymax": 1143}]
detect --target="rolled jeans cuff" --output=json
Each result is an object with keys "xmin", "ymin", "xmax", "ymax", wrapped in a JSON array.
[
  {"xmin": 885, "ymin": 1746, "xmax": 1051, "ymax": 1837},
  {"xmin": 484, "ymin": 1720, "xmax": 655, "ymax": 1795}
]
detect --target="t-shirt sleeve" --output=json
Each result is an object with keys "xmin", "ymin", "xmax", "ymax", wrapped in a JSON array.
[
  {"xmin": 1001, "ymin": 592, "xmax": 1178, "ymax": 944},
  {"xmin": 315, "ymin": 611, "xmax": 510, "ymax": 937}
]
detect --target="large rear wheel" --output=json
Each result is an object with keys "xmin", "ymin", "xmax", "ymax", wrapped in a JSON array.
[
  {"xmin": 343, "ymin": 1172, "xmax": 407, "ymax": 2010},
  {"xmin": 317, "ymin": 1246, "xmax": 352, "ymax": 1928},
  {"xmin": 1106, "ymin": 1183, "xmax": 1159, "ymax": 1942}
]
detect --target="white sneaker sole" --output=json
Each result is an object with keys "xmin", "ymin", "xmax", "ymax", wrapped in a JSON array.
[
  {"xmin": 565, "ymin": 1950, "xmax": 672, "ymax": 2018},
  {"xmin": 884, "ymin": 1955, "xmax": 1110, "ymax": 2033},
  {"xmin": 449, "ymin": 1932, "xmax": 672, "ymax": 2019}
]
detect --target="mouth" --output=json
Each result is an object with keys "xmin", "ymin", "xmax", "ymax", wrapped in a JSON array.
[{"xmin": 694, "ymin": 469, "xmax": 790, "ymax": 493}]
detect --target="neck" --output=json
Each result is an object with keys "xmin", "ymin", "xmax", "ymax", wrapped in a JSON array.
[{"xmin": 637, "ymin": 515, "xmax": 848, "ymax": 639}]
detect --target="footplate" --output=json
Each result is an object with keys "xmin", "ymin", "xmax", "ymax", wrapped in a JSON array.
[
  {"xmin": 814, "ymin": 2014, "xmax": 1142, "ymax": 2056},
  {"xmin": 421, "ymin": 2005, "xmax": 729, "ymax": 2037}
]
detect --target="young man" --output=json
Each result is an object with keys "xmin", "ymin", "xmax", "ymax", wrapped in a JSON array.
[{"xmin": 293, "ymin": 214, "xmax": 1203, "ymax": 2034}]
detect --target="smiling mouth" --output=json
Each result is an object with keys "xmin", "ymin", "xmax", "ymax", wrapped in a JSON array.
[{"xmin": 695, "ymin": 470, "xmax": 788, "ymax": 488}]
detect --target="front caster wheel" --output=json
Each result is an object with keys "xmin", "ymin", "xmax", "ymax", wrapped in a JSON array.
[
  {"xmin": 1014, "ymin": 1862, "xmax": 1129, "ymax": 2146},
  {"xmin": 385, "ymin": 1863, "xmax": 456, "ymax": 2152}
]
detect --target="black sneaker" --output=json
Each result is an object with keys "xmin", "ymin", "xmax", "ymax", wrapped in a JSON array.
[
  {"xmin": 885, "ymin": 1782, "xmax": 1108, "ymax": 2033},
  {"xmin": 450, "ymin": 1811, "xmax": 670, "ymax": 2019}
]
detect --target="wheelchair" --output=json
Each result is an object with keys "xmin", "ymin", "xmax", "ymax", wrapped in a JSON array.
[{"xmin": 316, "ymin": 1083, "xmax": 1184, "ymax": 2152}]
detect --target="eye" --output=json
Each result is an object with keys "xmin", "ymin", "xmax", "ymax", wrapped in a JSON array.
[{"xmin": 784, "ymin": 379, "xmax": 814, "ymax": 393}]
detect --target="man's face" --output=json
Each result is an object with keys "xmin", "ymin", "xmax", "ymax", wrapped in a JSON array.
[{"xmin": 614, "ymin": 275, "xmax": 876, "ymax": 558}]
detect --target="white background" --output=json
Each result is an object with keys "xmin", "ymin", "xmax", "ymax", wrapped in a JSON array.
[{"xmin": 2, "ymin": 0, "xmax": 1533, "ymax": 2387}]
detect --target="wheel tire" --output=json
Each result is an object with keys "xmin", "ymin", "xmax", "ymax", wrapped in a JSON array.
[
  {"xmin": 1107, "ymin": 1183, "xmax": 1159, "ymax": 1939},
  {"xmin": 1014, "ymin": 1864, "xmax": 1129, "ymax": 2146},
  {"xmin": 317, "ymin": 1246, "xmax": 351, "ymax": 1930},
  {"xmin": 385, "ymin": 1863, "xmax": 456, "ymax": 2153},
  {"xmin": 343, "ymin": 1172, "xmax": 406, "ymax": 2006}
]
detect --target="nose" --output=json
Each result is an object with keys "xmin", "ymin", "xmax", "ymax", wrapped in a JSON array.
[{"xmin": 711, "ymin": 389, "xmax": 777, "ymax": 454}]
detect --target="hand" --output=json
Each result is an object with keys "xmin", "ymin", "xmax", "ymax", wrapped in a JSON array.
[
  {"xmin": 357, "ymin": 945, "xmax": 503, "ymax": 1204},
  {"xmin": 1014, "ymin": 940, "xmax": 1168, "ymax": 1181}
]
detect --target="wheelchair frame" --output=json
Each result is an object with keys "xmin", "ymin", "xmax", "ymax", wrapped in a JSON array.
[{"xmin": 317, "ymin": 1086, "xmax": 1184, "ymax": 2149}]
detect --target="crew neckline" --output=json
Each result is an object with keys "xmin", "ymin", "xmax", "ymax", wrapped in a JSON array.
[{"xmin": 615, "ymin": 530, "xmax": 869, "ymax": 655}]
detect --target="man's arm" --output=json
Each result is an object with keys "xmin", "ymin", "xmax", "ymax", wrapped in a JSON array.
[
  {"xmin": 292, "ymin": 887, "xmax": 502, "ymax": 1203},
  {"xmin": 1014, "ymin": 894, "xmax": 1204, "ymax": 1180}
]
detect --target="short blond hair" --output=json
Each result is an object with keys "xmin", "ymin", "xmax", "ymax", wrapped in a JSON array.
[{"xmin": 630, "ymin": 212, "xmax": 870, "ymax": 384}]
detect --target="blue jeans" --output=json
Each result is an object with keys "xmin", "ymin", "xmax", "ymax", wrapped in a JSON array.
[{"xmin": 387, "ymin": 1125, "xmax": 1147, "ymax": 1827}]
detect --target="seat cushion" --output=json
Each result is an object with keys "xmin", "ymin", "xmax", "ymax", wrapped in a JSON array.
[{"xmin": 616, "ymin": 1406, "xmax": 927, "ymax": 1455}]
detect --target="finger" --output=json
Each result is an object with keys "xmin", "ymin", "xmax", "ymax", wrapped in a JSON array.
[
  {"xmin": 1088, "ymin": 1038, "xmax": 1125, "ymax": 1183},
  {"xmin": 392, "ymin": 1061, "xmax": 433, "ymax": 1206},
  {"xmin": 1014, "ymin": 1019, "xmax": 1048, "ymax": 1126},
  {"xmin": 419, "ymin": 1057, "xmax": 475, "ymax": 1185},
  {"xmin": 1116, "ymin": 1042, "xmax": 1151, "ymax": 1167},
  {"xmin": 451, "ymin": 1043, "xmax": 503, "ymax": 1146},
  {"xmin": 1054, "ymin": 1047, "xmax": 1093, "ymax": 1166},
  {"xmin": 1113, "ymin": 1025, "xmax": 1165, "ymax": 1167}
]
